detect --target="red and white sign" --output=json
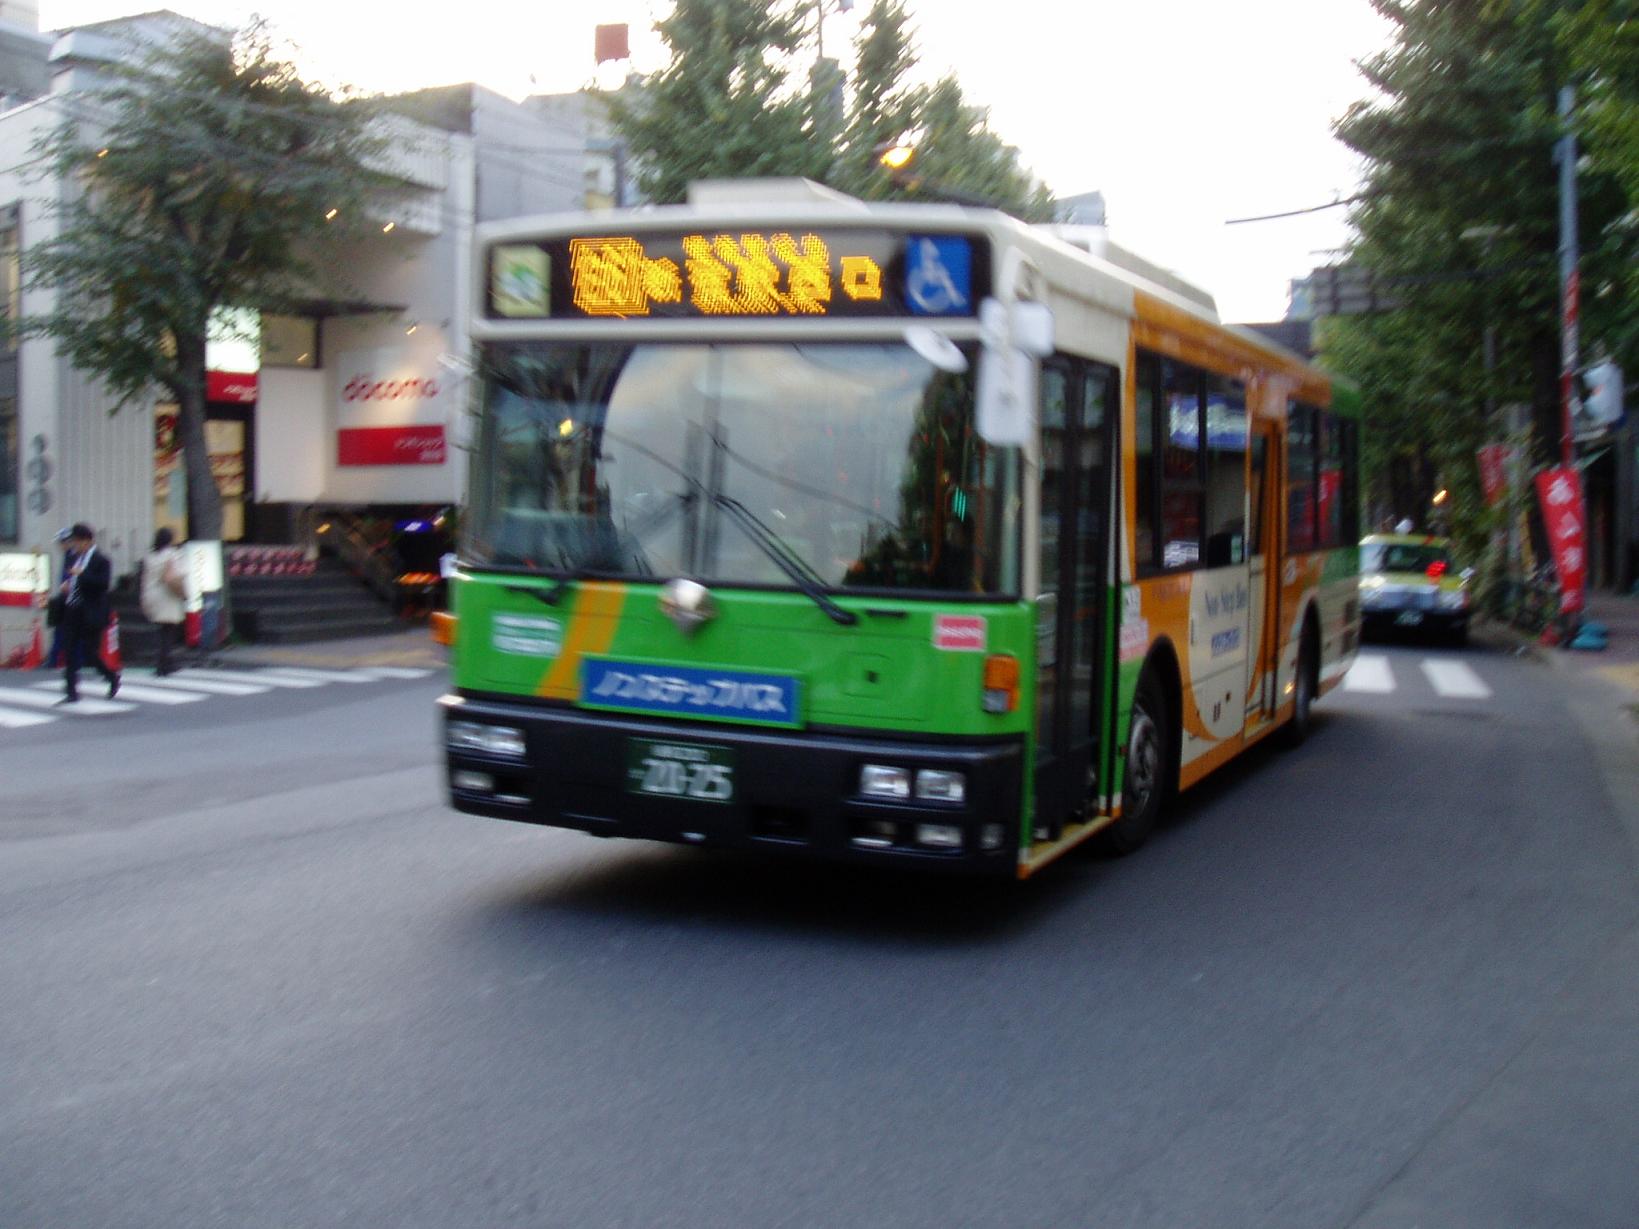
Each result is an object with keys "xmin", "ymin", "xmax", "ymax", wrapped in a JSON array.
[
  {"xmin": 338, "ymin": 425, "xmax": 447, "ymax": 467},
  {"xmin": 933, "ymin": 614, "xmax": 987, "ymax": 652},
  {"xmin": 1535, "ymin": 466, "xmax": 1587, "ymax": 615},
  {"xmin": 0, "ymin": 552, "xmax": 49, "ymax": 608},
  {"xmin": 206, "ymin": 370, "xmax": 258, "ymax": 404}
]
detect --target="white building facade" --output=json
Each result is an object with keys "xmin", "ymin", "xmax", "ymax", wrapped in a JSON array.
[{"xmin": 0, "ymin": 9, "xmax": 609, "ymax": 648}]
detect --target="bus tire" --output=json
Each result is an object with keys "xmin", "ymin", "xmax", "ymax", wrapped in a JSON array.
[
  {"xmin": 1285, "ymin": 622, "xmax": 1318, "ymax": 747},
  {"xmin": 1100, "ymin": 669, "xmax": 1168, "ymax": 856}
]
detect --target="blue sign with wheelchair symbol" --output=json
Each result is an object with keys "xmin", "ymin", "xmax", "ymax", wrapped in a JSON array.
[{"xmin": 904, "ymin": 235, "xmax": 972, "ymax": 316}]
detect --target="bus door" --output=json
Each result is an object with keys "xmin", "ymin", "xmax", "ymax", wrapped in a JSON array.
[
  {"xmin": 1247, "ymin": 417, "xmax": 1282, "ymax": 724},
  {"xmin": 1034, "ymin": 359, "xmax": 1116, "ymax": 840}
]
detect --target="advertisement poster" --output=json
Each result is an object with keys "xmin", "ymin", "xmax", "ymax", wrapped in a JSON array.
[{"xmin": 1534, "ymin": 466, "xmax": 1587, "ymax": 615}]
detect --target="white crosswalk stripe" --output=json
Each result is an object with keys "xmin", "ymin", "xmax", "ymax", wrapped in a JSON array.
[
  {"xmin": 253, "ymin": 666, "xmax": 380, "ymax": 685},
  {"xmin": 1421, "ymin": 659, "xmax": 1493, "ymax": 699},
  {"xmin": 174, "ymin": 667, "xmax": 325, "ymax": 688},
  {"xmin": 0, "ymin": 686, "xmax": 135, "ymax": 715},
  {"xmin": 1342, "ymin": 655, "xmax": 1395, "ymax": 693},
  {"xmin": 0, "ymin": 662, "xmax": 438, "ymax": 732},
  {"xmin": 1342, "ymin": 654, "xmax": 1494, "ymax": 700},
  {"xmin": 0, "ymin": 705, "xmax": 54, "ymax": 727},
  {"xmin": 27, "ymin": 679, "xmax": 203, "ymax": 705},
  {"xmin": 123, "ymin": 672, "xmax": 272, "ymax": 696}
]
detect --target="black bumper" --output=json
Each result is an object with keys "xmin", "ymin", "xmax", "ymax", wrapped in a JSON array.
[{"xmin": 442, "ymin": 694, "xmax": 1025, "ymax": 874}]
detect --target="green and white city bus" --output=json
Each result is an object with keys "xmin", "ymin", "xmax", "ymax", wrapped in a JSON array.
[{"xmin": 439, "ymin": 180, "xmax": 1360, "ymax": 878}]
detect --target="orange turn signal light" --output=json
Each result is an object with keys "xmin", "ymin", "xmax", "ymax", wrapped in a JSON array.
[
  {"xmin": 430, "ymin": 610, "xmax": 457, "ymax": 646},
  {"xmin": 982, "ymin": 653, "xmax": 1020, "ymax": 713}
]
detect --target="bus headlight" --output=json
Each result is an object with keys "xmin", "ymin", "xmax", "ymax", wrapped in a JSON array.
[
  {"xmin": 860, "ymin": 764, "xmax": 911, "ymax": 799},
  {"xmin": 1436, "ymin": 589, "xmax": 1469, "ymax": 611},
  {"xmin": 447, "ymin": 720, "xmax": 527, "ymax": 758},
  {"xmin": 915, "ymin": 769, "xmax": 966, "ymax": 804}
]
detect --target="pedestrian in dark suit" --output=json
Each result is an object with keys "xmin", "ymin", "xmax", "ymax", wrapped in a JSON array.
[
  {"xmin": 40, "ymin": 528, "xmax": 77, "ymax": 670},
  {"xmin": 59, "ymin": 522, "xmax": 120, "ymax": 704}
]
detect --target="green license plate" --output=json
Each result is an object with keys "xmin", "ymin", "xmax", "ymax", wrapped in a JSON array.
[{"xmin": 625, "ymin": 739, "xmax": 735, "ymax": 803}]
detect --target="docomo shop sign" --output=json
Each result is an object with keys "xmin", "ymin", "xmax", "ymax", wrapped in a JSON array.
[
  {"xmin": 341, "ymin": 371, "xmax": 443, "ymax": 409},
  {"xmin": 336, "ymin": 348, "xmax": 448, "ymax": 467}
]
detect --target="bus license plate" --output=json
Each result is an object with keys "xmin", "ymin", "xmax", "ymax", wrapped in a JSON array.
[
  {"xmin": 1396, "ymin": 611, "xmax": 1424, "ymax": 626},
  {"xmin": 626, "ymin": 739, "xmax": 735, "ymax": 803}
]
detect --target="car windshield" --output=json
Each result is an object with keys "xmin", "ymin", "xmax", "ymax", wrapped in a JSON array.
[
  {"xmin": 465, "ymin": 341, "xmax": 1019, "ymax": 595},
  {"xmin": 1362, "ymin": 542, "xmax": 1451, "ymax": 574}
]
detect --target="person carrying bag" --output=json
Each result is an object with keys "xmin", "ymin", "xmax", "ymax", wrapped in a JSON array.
[{"xmin": 139, "ymin": 527, "xmax": 188, "ymax": 676}]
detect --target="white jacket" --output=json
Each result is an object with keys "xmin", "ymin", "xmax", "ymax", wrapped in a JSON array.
[{"xmin": 140, "ymin": 545, "xmax": 188, "ymax": 625}]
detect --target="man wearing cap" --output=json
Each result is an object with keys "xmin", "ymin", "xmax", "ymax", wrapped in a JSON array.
[{"xmin": 58, "ymin": 522, "xmax": 120, "ymax": 704}]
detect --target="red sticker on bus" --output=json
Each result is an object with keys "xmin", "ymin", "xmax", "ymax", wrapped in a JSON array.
[{"xmin": 933, "ymin": 614, "xmax": 986, "ymax": 651}]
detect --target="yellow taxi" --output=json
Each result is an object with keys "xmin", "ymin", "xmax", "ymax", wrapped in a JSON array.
[{"xmin": 1359, "ymin": 533, "xmax": 1472, "ymax": 644}]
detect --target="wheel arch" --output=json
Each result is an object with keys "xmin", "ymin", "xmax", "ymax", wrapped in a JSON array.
[{"xmin": 1140, "ymin": 637, "xmax": 1183, "ymax": 797}]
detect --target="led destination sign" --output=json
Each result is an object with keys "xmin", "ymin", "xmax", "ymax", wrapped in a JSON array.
[{"xmin": 487, "ymin": 229, "xmax": 988, "ymax": 321}]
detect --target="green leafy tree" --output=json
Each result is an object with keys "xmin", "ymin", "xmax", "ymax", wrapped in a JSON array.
[
  {"xmin": 1326, "ymin": 0, "xmax": 1636, "ymax": 559},
  {"xmin": 17, "ymin": 22, "xmax": 391, "ymax": 542},
  {"xmin": 608, "ymin": 0, "xmax": 831, "ymax": 205},
  {"xmin": 613, "ymin": 0, "xmax": 1054, "ymax": 219},
  {"xmin": 899, "ymin": 77, "xmax": 1057, "ymax": 222}
]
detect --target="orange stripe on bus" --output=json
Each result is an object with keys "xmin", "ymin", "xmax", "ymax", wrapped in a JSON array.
[{"xmin": 537, "ymin": 582, "xmax": 628, "ymax": 699}]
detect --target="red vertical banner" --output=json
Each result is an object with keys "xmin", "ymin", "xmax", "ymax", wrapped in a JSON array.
[
  {"xmin": 1477, "ymin": 444, "xmax": 1511, "ymax": 507},
  {"xmin": 1534, "ymin": 466, "xmax": 1587, "ymax": 615}
]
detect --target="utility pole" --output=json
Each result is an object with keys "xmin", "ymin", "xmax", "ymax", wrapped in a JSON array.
[{"xmin": 1557, "ymin": 85, "xmax": 1579, "ymax": 468}]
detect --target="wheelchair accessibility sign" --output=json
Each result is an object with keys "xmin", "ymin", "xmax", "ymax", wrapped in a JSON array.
[{"xmin": 904, "ymin": 236, "xmax": 972, "ymax": 316}]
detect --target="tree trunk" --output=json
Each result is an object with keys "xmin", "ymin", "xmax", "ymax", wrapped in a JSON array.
[{"xmin": 174, "ymin": 334, "xmax": 223, "ymax": 543}]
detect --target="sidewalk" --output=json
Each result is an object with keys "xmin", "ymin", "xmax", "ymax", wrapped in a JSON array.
[{"xmin": 212, "ymin": 626, "xmax": 447, "ymax": 672}]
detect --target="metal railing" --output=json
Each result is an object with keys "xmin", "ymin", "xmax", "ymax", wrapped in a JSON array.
[{"xmin": 298, "ymin": 507, "xmax": 399, "ymax": 605}]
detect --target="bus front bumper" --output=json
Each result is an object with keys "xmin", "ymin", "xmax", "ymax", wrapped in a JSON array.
[{"xmin": 442, "ymin": 694, "xmax": 1025, "ymax": 874}]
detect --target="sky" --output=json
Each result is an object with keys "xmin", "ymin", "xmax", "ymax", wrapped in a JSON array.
[{"xmin": 38, "ymin": 0, "xmax": 1395, "ymax": 322}]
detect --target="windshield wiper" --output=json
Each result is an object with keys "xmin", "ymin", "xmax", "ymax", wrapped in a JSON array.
[
  {"xmin": 506, "ymin": 579, "xmax": 572, "ymax": 607},
  {"xmin": 708, "ymin": 493, "xmax": 858, "ymax": 626},
  {"xmin": 595, "ymin": 426, "xmax": 858, "ymax": 627}
]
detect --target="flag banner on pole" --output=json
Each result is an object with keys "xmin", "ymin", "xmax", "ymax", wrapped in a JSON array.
[{"xmin": 1534, "ymin": 466, "xmax": 1587, "ymax": 615}]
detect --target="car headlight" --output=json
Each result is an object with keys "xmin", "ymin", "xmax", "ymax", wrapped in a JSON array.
[
  {"xmin": 447, "ymin": 720, "xmax": 527, "ymax": 758},
  {"xmin": 1437, "ymin": 589, "xmax": 1469, "ymax": 611}
]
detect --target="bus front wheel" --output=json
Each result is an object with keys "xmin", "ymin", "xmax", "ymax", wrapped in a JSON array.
[{"xmin": 1100, "ymin": 671, "xmax": 1168, "ymax": 856}]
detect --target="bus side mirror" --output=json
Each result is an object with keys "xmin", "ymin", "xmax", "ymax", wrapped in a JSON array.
[
  {"xmin": 1010, "ymin": 302, "xmax": 1054, "ymax": 357},
  {"xmin": 975, "ymin": 298, "xmax": 1052, "ymax": 446}
]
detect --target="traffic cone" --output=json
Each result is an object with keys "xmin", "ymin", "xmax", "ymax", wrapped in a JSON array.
[
  {"xmin": 22, "ymin": 617, "xmax": 44, "ymax": 670},
  {"xmin": 101, "ymin": 612, "xmax": 123, "ymax": 673}
]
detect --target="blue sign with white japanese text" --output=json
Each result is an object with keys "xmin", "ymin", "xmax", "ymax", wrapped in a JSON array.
[
  {"xmin": 903, "ymin": 235, "xmax": 973, "ymax": 316},
  {"xmin": 580, "ymin": 658, "xmax": 803, "ymax": 728}
]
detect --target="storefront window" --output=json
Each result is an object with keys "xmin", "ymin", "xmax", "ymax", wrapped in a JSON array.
[
  {"xmin": 261, "ymin": 314, "xmax": 318, "ymax": 368},
  {"xmin": 0, "ymin": 395, "xmax": 16, "ymax": 543}
]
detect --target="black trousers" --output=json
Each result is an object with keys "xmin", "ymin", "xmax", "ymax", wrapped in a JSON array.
[
  {"xmin": 63, "ymin": 617, "xmax": 117, "ymax": 699},
  {"xmin": 153, "ymin": 621, "xmax": 182, "ymax": 674}
]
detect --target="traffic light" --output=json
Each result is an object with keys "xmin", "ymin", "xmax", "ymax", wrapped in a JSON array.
[{"xmin": 1578, "ymin": 360, "xmax": 1624, "ymax": 425}]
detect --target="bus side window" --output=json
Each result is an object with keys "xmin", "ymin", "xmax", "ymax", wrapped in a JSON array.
[
  {"xmin": 1134, "ymin": 353, "xmax": 1159, "ymax": 571},
  {"xmin": 1204, "ymin": 377, "xmax": 1247, "ymax": 567},
  {"xmin": 1248, "ymin": 434, "xmax": 1268, "ymax": 558}
]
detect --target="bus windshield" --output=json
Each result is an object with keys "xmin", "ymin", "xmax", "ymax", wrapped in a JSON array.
[{"xmin": 465, "ymin": 342, "xmax": 1018, "ymax": 595}]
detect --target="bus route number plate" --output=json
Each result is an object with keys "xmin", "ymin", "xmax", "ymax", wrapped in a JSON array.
[{"xmin": 625, "ymin": 739, "xmax": 735, "ymax": 803}]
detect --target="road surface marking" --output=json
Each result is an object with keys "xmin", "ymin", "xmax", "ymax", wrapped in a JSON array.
[
  {"xmin": 121, "ymin": 672, "xmax": 272, "ymax": 696},
  {"xmin": 1421, "ymin": 659, "xmax": 1492, "ymax": 699},
  {"xmin": 0, "ymin": 704, "xmax": 55, "ymax": 727},
  {"xmin": 0, "ymin": 686, "xmax": 134, "ymax": 715},
  {"xmin": 352, "ymin": 666, "xmax": 434, "ymax": 679},
  {"xmin": 1343, "ymin": 655, "xmax": 1395, "ymax": 693},
  {"xmin": 28, "ymin": 680, "xmax": 203, "ymax": 705},
  {"xmin": 176, "ymin": 667, "xmax": 324, "ymax": 689},
  {"xmin": 252, "ymin": 666, "xmax": 379, "ymax": 685}
]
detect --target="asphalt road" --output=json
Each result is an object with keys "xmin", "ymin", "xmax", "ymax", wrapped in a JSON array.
[{"xmin": 3, "ymin": 642, "xmax": 1636, "ymax": 1228}]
